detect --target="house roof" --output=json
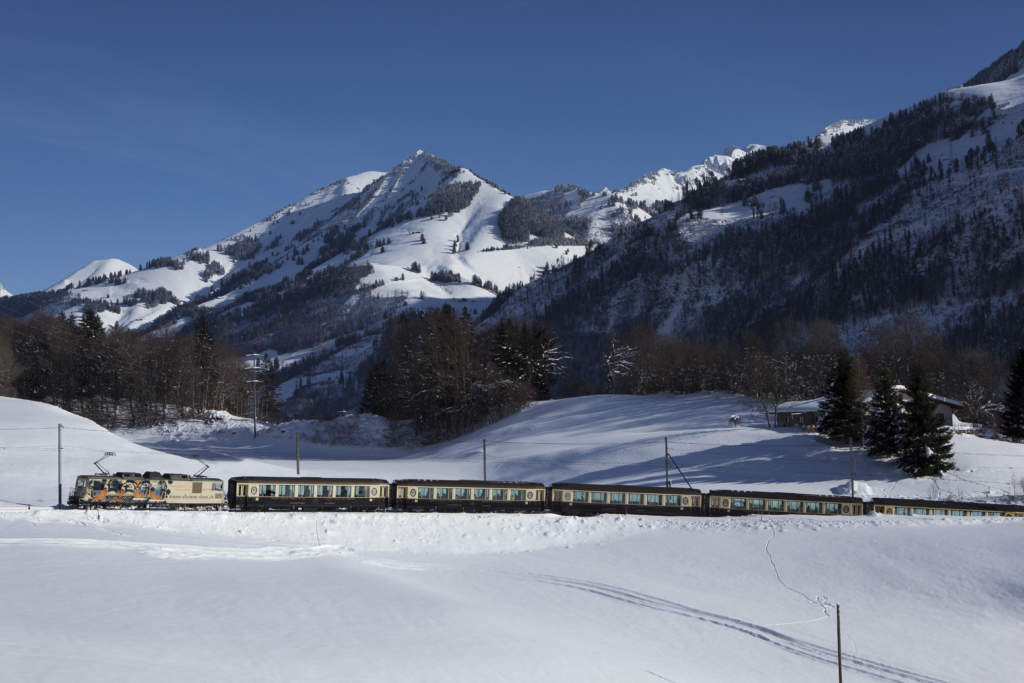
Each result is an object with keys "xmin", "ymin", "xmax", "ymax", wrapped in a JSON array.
[{"xmin": 776, "ymin": 398, "xmax": 822, "ymax": 413}]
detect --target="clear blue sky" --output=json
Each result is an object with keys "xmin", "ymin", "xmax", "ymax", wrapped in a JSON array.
[{"xmin": 2, "ymin": 0, "xmax": 1021, "ymax": 293}]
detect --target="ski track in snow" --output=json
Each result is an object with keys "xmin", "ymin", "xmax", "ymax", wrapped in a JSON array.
[{"xmin": 527, "ymin": 574, "xmax": 950, "ymax": 683}]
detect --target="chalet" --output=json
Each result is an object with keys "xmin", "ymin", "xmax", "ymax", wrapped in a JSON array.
[
  {"xmin": 775, "ymin": 388, "xmax": 967, "ymax": 430},
  {"xmin": 891, "ymin": 386, "xmax": 965, "ymax": 427},
  {"xmin": 776, "ymin": 398, "xmax": 823, "ymax": 428}
]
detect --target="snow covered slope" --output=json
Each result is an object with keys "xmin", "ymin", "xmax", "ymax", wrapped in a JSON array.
[
  {"xmin": 0, "ymin": 282, "xmax": 11, "ymax": 298},
  {"xmin": 2, "ymin": 392, "xmax": 1023, "ymax": 682},
  {"xmin": 815, "ymin": 118, "xmax": 873, "ymax": 146},
  {"xmin": 46, "ymin": 258, "xmax": 137, "ymax": 292}
]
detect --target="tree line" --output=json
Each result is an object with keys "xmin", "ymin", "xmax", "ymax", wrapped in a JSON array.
[
  {"xmin": 361, "ymin": 307, "xmax": 564, "ymax": 442},
  {"xmin": 0, "ymin": 311, "xmax": 275, "ymax": 428}
]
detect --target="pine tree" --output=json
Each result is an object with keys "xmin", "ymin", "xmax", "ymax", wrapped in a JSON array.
[
  {"xmin": 818, "ymin": 349, "xmax": 864, "ymax": 445},
  {"xmin": 898, "ymin": 367, "xmax": 954, "ymax": 477},
  {"xmin": 865, "ymin": 372, "xmax": 904, "ymax": 459},
  {"xmin": 1000, "ymin": 346, "xmax": 1024, "ymax": 441}
]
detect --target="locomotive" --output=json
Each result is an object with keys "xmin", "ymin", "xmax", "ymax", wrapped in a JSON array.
[{"xmin": 65, "ymin": 471, "xmax": 1024, "ymax": 518}]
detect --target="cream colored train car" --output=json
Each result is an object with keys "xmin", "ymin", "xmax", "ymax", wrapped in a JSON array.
[
  {"xmin": 870, "ymin": 497, "xmax": 1024, "ymax": 517},
  {"xmin": 393, "ymin": 479, "xmax": 546, "ymax": 512},
  {"xmin": 549, "ymin": 483, "xmax": 703, "ymax": 516},
  {"xmin": 707, "ymin": 490, "xmax": 863, "ymax": 516},
  {"xmin": 228, "ymin": 476, "xmax": 390, "ymax": 511}
]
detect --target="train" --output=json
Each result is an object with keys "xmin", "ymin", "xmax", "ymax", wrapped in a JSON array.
[{"xmin": 66, "ymin": 471, "xmax": 1024, "ymax": 518}]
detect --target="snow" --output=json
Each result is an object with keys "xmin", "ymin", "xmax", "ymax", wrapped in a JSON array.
[
  {"xmin": 777, "ymin": 397, "xmax": 823, "ymax": 413},
  {"xmin": 815, "ymin": 119, "xmax": 873, "ymax": 146},
  {"xmin": 46, "ymin": 257, "xmax": 137, "ymax": 292},
  {"xmin": 2, "ymin": 393, "xmax": 1023, "ymax": 681},
  {"xmin": 0, "ymin": 281, "xmax": 12, "ymax": 298},
  {"xmin": 951, "ymin": 67, "xmax": 1024, "ymax": 111}
]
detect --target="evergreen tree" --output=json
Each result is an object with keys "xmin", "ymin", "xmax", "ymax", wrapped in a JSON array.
[
  {"xmin": 818, "ymin": 349, "xmax": 864, "ymax": 445},
  {"xmin": 898, "ymin": 367, "xmax": 954, "ymax": 477},
  {"xmin": 999, "ymin": 346, "xmax": 1024, "ymax": 441},
  {"xmin": 864, "ymin": 372, "xmax": 904, "ymax": 459}
]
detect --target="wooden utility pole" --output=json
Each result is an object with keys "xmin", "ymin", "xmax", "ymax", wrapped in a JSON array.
[
  {"xmin": 57, "ymin": 423, "xmax": 63, "ymax": 509},
  {"xmin": 482, "ymin": 439, "xmax": 487, "ymax": 481},
  {"xmin": 665, "ymin": 437, "xmax": 670, "ymax": 488},
  {"xmin": 296, "ymin": 432, "xmax": 301, "ymax": 475},
  {"xmin": 849, "ymin": 454, "xmax": 855, "ymax": 497},
  {"xmin": 837, "ymin": 604, "xmax": 843, "ymax": 683}
]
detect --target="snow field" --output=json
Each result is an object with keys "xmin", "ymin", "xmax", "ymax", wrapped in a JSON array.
[
  {"xmin": 4, "ymin": 392, "xmax": 1024, "ymax": 681},
  {"xmin": 1, "ymin": 507, "xmax": 1021, "ymax": 682}
]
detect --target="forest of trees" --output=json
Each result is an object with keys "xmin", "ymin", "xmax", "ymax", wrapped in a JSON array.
[
  {"xmin": 0, "ymin": 312, "xmax": 274, "ymax": 428},
  {"xmin": 497, "ymin": 196, "xmax": 589, "ymax": 244},
  {"xmin": 361, "ymin": 308, "xmax": 564, "ymax": 442}
]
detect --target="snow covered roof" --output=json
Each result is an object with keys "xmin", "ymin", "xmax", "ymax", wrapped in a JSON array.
[{"xmin": 776, "ymin": 398, "xmax": 823, "ymax": 413}]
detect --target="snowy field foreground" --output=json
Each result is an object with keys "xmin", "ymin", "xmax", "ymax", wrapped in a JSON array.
[{"xmin": 2, "ymin": 393, "xmax": 1023, "ymax": 681}]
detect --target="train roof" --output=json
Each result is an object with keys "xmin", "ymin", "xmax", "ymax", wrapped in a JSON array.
[
  {"xmin": 85, "ymin": 472, "xmax": 221, "ymax": 481},
  {"xmin": 228, "ymin": 476, "xmax": 389, "ymax": 484},
  {"xmin": 871, "ymin": 497, "xmax": 1024, "ymax": 513},
  {"xmin": 709, "ymin": 489, "xmax": 863, "ymax": 504},
  {"xmin": 550, "ymin": 482, "xmax": 702, "ymax": 494},
  {"xmin": 393, "ymin": 479, "xmax": 546, "ymax": 488}
]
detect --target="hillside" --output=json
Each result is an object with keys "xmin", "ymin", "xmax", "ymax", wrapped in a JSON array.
[
  {"xmin": 485, "ymin": 52, "xmax": 1024, "ymax": 372},
  {"xmin": 2, "ymin": 393, "xmax": 1023, "ymax": 682}
]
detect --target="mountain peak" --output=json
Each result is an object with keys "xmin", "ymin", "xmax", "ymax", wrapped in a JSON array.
[
  {"xmin": 47, "ymin": 258, "xmax": 138, "ymax": 292},
  {"xmin": 816, "ymin": 119, "xmax": 873, "ymax": 146},
  {"xmin": 963, "ymin": 39, "xmax": 1024, "ymax": 87}
]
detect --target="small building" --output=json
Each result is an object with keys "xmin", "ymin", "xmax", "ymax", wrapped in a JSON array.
[
  {"xmin": 891, "ymin": 386, "xmax": 965, "ymax": 427},
  {"xmin": 775, "ymin": 398, "xmax": 822, "ymax": 428}
]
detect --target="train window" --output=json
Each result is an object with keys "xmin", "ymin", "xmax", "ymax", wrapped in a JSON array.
[
  {"xmin": 455, "ymin": 488, "xmax": 471, "ymax": 500},
  {"xmin": 212, "ymin": 482, "xmax": 223, "ymax": 491},
  {"xmin": 825, "ymin": 503, "xmax": 839, "ymax": 514},
  {"xmin": 628, "ymin": 493, "xmax": 642, "ymax": 504},
  {"xmin": 436, "ymin": 488, "xmax": 451, "ymax": 500},
  {"xmin": 337, "ymin": 486, "xmax": 351, "ymax": 497},
  {"xmin": 573, "ymin": 491, "xmax": 588, "ymax": 503},
  {"xmin": 109, "ymin": 480, "xmax": 122, "ymax": 492},
  {"xmin": 474, "ymin": 489, "xmax": 489, "ymax": 500},
  {"xmin": 805, "ymin": 502, "xmax": 821, "ymax": 513},
  {"xmin": 895, "ymin": 507, "xmax": 910, "ymax": 515},
  {"xmin": 259, "ymin": 484, "xmax": 276, "ymax": 496},
  {"xmin": 355, "ymin": 486, "xmax": 370, "ymax": 497},
  {"xmin": 912, "ymin": 508, "xmax": 928, "ymax": 515},
  {"xmin": 298, "ymin": 485, "xmax": 314, "ymax": 497},
  {"xmin": 968, "ymin": 510, "xmax": 984, "ymax": 516},
  {"xmin": 510, "ymin": 489, "xmax": 525, "ymax": 501},
  {"xmin": 492, "ymin": 489, "xmax": 507, "ymax": 501},
  {"xmin": 931, "ymin": 508, "xmax": 946, "ymax": 516},
  {"xmin": 610, "ymin": 492, "xmax": 625, "ymax": 504},
  {"xmin": 317, "ymin": 486, "xmax": 333, "ymax": 497},
  {"xmin": 416, "ymin": 487, "xmax": 433, "ymax": 499},
  {"xmin": 591, "ymin": 492, "xmax": 607, "ymax": 503},
  {"xmin": 730, "ymin": 498, "xmax": 746, "ymax": 509},
  {"xmin": 748, "ymin": 499, "xmax": 764, "ymax": 510},
  {"xmin": 647, "ymin": 494, "xmax": 663, "ymax": 506},
  {"xmin": 786, "ymin": 501, "xmax": 802, "ymax": 513},
  {"xmin": 768, "ymin": 499, "xmax": 783, "ymax": 511}
]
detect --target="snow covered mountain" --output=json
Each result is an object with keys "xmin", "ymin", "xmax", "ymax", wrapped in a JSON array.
[
  {"xmin": 47, "ymin": 258, "xmax": 138, "ymax": 292},
  {"xmin": 485, "ymin": 45, "xmax": 1024, "ymax": 371},
  {"xmin": 0, "ymin": 282, "xmax": 11, "ymax": 298},
  {"xmin": 5, "ymin": 41, "xmax": 1022, "ymax": 417},
  {"xmin": 815, "ymin": 119, "xmax": 873, "ymax": 146}
]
